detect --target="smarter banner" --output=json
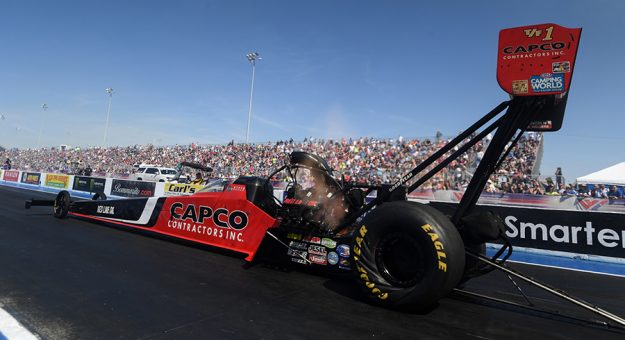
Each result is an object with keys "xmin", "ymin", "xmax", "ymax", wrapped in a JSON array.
[{"xmin": 430, "ymin": 202, "xmax": 625, "ymax": 258}]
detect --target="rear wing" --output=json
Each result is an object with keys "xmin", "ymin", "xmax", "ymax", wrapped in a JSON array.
[{"xmin": 497, "ymin": 23, "xmax": 582, "ymax": 131}]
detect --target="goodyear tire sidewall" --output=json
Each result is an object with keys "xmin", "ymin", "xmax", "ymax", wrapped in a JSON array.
[{"xmin": 352, "ymin": 201, "xmax": 465, "ymax": 308}]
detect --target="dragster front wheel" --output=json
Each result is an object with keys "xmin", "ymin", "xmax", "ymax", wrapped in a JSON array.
[
  {"xmin": 53, "ymin": 190, "xmax": 71, "ymax": 219},
  {"xmin": 351, "ymin": 201, "xmax": 465, "ymax": 310}
]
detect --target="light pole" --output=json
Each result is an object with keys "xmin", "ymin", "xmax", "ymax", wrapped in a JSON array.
[
  {"xmin": 37, "ymin": 104, "xmax": 48, "ymax": 149},
  {"xmin": 103, "ymin": 87, "xmax": 114, "ymax": 146},
  {"xmin": 245, "ymin": 52, "xmax": 260, "ymax": 144}
]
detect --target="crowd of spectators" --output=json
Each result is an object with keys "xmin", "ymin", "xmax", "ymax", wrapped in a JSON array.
[{"xmin": 1, "ymin": 132, "xmax": 548, "ymax": 194}]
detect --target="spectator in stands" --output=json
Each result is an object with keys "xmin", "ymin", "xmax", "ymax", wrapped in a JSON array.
[
  {"xmin": 562, "ymin": 184, "xmax": 578, "ymax": 196},
  {"xmin": 555, "ymin": 167, "xmax": 563, "ymax": 190},
  {"xmin": 3, "ymin": 158, "xmax": 10, "ymax": 170},
  {"xmin": 607, "ymin": 185, "xmax": 623, "ymax": 199},
  {"xmin": 544, "ymin": 178, "xmax": 555, "ymax": 193},
  {"xmin": 0, "ymin": 131, "xmax": 544, "ymax": 195},
  {"xmin": 593, "ymin": 184, "xmax": 608, "ymax": 198},
  {"xmin": 576, "ymin": 184, "xmax": 590, "ymax": 197},
  {"xmin": 528, "ymin": 179, "xmax": 545, "ymax": 195}
]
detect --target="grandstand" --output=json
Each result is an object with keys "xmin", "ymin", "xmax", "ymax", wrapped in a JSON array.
[{"xmin": 1, "ymin": 132, "xmax": 544, "ymax": 194}]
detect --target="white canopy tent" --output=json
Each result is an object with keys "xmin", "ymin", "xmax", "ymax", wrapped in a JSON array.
[{"xmin": 576, "ymin": 162, "xmax": 625, "ymax": 186}]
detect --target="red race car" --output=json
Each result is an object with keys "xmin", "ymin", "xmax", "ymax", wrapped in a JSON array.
[{"xmin": 28, "ymin": 23, "xmax": 625, "ymax": 329}]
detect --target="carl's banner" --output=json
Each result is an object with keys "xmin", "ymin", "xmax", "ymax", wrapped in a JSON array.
[{"xmin": 164, "ymin": 183, "xmax": 204, "ymax": 196}]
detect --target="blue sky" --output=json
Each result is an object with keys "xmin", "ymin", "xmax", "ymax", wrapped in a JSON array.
[{"xmin": 0, "ymin": 0, "xmax": 624, "ymax": 181}]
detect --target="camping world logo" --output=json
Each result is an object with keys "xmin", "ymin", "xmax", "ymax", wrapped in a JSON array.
[{"xmin": 530, "ymin": 73, "xmax": 564, "ymax": 93}]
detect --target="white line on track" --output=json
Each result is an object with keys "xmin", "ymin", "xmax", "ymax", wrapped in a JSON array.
[{"xmin": 0, "ymin": 307, "xmax": 37, "ymax": 340}]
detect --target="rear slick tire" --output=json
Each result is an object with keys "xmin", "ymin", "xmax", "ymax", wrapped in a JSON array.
[{"xmin": 352, "ymin": 201, "xmax": 465, "ymax": 310}]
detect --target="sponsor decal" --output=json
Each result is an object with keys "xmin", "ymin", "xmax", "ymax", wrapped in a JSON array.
[
  {"xmin": 421, "ymin": 224, "xmax": 448, "ymax": 272},
  {"xmin": 96, "ymin": 205, "xmax": 115, "ymax": 215},
  {"xmin": 157, "ymin": 195, "xmax": 276, "ymax": 262},
  {"xmin": 20, "ymin": 172, "xmax": 41, "ymax": 185},
  {"xmin": 528, "ymin": 120, "xmax": 553, "ymax": 130},
  {"xmin": 308, "ymin": 244, "xmax": 327, "ymax": 256},
  {"xmin": 289, "ymin": 241, "xmax": 308, "ymax": 250},
  {"xmin": 308, "ymin": 253, "xmax": 327, "ymax": 265},
  {"xmin": 227, "ymin": 184, "xmax": 246, "ymax": 192},
  {"xmin": 336, "ymin": 244, "xmax": 350, "ymax": 257},
  {"xmin": 338, "ymin": 257, "xmax": 351, "ymax": 270},
  {"xmin": 169, "ymin": 203, "xmax": 248, "ymax": 230},
  {"xmin": 303, "ymin": 236, "xmax": 321, "ymax": 244},
  {"xmin": 283, "ymin": 197, "xmax": 318, "ymax": 207},
  {"xmin": 166, "ymin": 202, "xmax": 250, "ymax": 244},
  {"xmin": 111, "ymin": 179, "xmax": 155, "ymax": 198},
  {"xmin": 502, "ymin": 41, "xmax": 566, "ymax": 58},
  {"xmin": 283, "ymin": 198, "xmax": 301, "ymax": 205},
  {"xmin": 291, "ymin": 257, "xmax": 308, "ymax": 265},
  {"xmin": 327, "ymin": 251, "xmax": 339, "ymax": 265},
  {"xmin": 72, "ymin": 199, "xmax": 146, "ymax": 222},
  {"xmin": 530, "ymin": 73, "xmax": 564, "ymax": 93},
  {"xmin": 164, "ymin": 183, "xmax": 203, "ymax": 196},
  {"xmin": 353, "ymin": 225, "xmax": 389, "ymax": 300},
  {"xmin": 45, "ymin": 174, "xmax": 69, "ymax": 188},
  {"xmin": 552, "ymin": 61, "xmax": 570, "ymax": 73},
  {"xmin": 512, "ymin": 80, "xmax": 528, "ymax": 95},
  {"xmin": 321, "ymin": 238, "xmax": 337, "ymax": 249},
  {"xmin": 287, "ymin": 249, "xmax": 307, "ymax": 258},
  {"xmin": 2, "ymin": 170, "xmax": 19, "ymax": 182},
  {"xmin": 72, "ymin": 176, "xmax": 106, "ymax": 193},
  {"xmin": 287, "ymin": 232, "xmax": 302, "ymax": 240}
]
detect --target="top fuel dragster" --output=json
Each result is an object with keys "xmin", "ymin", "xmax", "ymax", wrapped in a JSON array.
[{"xmin": 25, "ymin": 23, "xmax": 625, "ymax": 329}]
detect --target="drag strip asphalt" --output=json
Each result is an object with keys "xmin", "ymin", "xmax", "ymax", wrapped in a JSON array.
[{"xmin": 1, "ymin": 185, "xmax": 624, "ymax": 339}]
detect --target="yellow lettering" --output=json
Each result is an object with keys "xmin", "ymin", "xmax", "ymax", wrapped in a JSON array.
[
  {"xmin": 353, "ymin": 245, "xmax": 361, "ymax": 256},
  {"xmin": 421, "ymin": 224, "xmax": 432, "ymax": 232},
  {"xmin": 437, "ymin": 251, "xmax": 447, "ymax": 260},
  {"xmin": 355, "ymin": 236, "xmax": 363, "ymax": 247},
  {"xmin": 366, "ymin": 282, "xmax": 375, "ymax": 289},
  {"xmin": 543, "ymin": 26, "xmax": 553, "ymax": 41},
  {"xmin": 524, "ymin": 28, "xmax": 542, "ymax": 38},
  {"xmin": 371, "ymin": 287, "xmax": 381, "ymax": 294},
  {"xmin": 378, "ymin": 292, "xmax": 388, "ymax": 300},
  {"xmin": 360, "ymin": 273, "xmax": 370, "ymax": 281},
  {"xmin": 429, "ymin": 232, "xmax": 439, "ymax": 242},
  {"xmin": 438, "ymin": 261, "xmax": 447, "ymax": 272},
  {"xmin": 434, "ymin": 240, "xmax": 444, "ymax": 250},
  {"xmin": 359, "ymin": 225, "xmax": 368, "ymax": 237},
  {"xmin": 355, "ymin": 263, "xmax": 367, "ymax": 274}
]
